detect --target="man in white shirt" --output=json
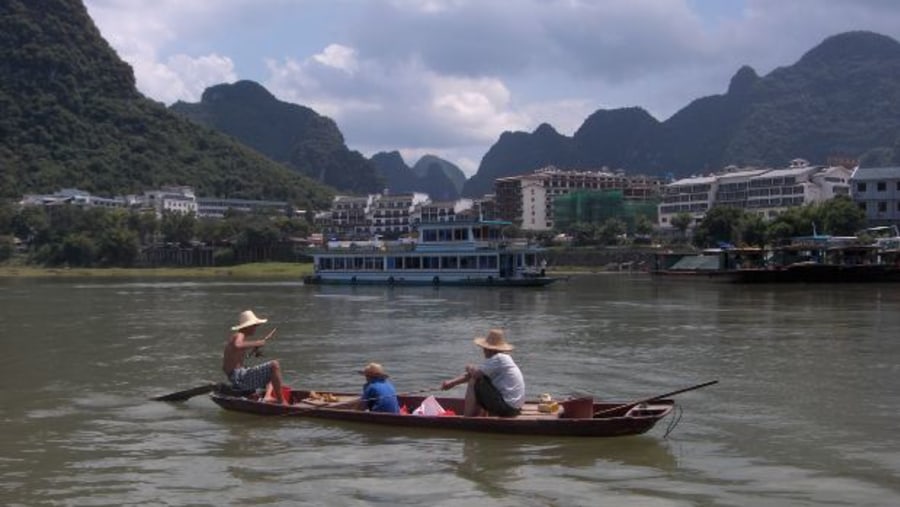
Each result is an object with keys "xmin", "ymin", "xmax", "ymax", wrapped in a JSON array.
[{"xmin": 441, "ymin": 328, "xmax": 524, "ymax": 417}]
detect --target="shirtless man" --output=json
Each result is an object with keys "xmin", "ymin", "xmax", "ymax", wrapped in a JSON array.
[{"xmin": 222, "ymin": 309, "xmax": 286, "ymax": 404}]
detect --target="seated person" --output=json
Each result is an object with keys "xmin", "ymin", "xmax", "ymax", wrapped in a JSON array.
[
  {"xmin": 358, "ymin": 362, "xmax": 400, "ymax": 413},
  {"xmin": 441, "ymin": 328, "xmax": 524, "ymax": 417},
  {"xmin": 222, "ymin": 310, "xmax": 286, "ymax": 404}
]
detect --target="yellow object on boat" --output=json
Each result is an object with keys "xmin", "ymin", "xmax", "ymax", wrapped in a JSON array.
[{"xmin": 538, "ymin": 401, "xmax": 559, "ymax": 413}]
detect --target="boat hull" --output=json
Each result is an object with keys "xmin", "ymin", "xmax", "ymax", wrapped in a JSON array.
[
  {"xmin": 649, "ymin": 270, "xmax": 737, "ymax": 282},
  {"xmin": 731, "ymin": 264, "xmax": 900, "ymax": 283},
  {"xmin": 210, "ymin": 388, "xmax": 673, "ymax": 437},
  {"xmin": 309, "ymin": 219, "xmax": 553, "ymax": 288},
  {"xmin": 302, "ymin": 274, "xmax": 557, "ymax": 287}
]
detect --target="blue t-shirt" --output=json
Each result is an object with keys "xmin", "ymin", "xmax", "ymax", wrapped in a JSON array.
[{"xmin": 362, "ymin": 378, "xmax": 400, "ymax": 413}]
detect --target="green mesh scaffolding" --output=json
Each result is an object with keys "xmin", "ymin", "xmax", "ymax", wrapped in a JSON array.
[{"xmin": 553, "ymin": 190, "xmax": 659, "ymax": 232}]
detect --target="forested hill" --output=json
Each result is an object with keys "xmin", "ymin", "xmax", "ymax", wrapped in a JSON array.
[
  {"xmin": 0, "ymin": 0, "xmax": 333, "ymax": 209},
  {"xmin": 171, "ymin": 81, "xmax": 383, "ymax": 195},
  {"xmin": 462, "ymin": 31, "xmax": 900, "ymax": 197}
]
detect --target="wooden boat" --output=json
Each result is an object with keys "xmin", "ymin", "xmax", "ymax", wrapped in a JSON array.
[{"xmin": 209, "ymin": 386, "xmax": 675, "ymax": 437}]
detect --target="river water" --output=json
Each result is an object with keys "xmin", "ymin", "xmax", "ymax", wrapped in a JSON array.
[{"xmin": 1, "ymin": 274, "xmax": 898, "ymax": 506}]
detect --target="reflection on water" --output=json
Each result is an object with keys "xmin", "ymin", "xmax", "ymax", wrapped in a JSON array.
[
  {"xmin": 457, "ymin": 434, "xmax": 677, "ymax": 478},
  {"xmin": 1, "ymin": 275, "xmax": 899, "ymax": 505}
]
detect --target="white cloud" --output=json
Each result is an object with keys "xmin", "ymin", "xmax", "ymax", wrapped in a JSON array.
[
  {"xmin": 313, "ymin": 44, "xmax": 359, "ymax": 73},
  {"xmin": 84, "ymin": 0, "xmax": 900, "ymax": 177}
]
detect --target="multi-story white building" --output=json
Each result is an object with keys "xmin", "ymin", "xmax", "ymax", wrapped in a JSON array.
[
  {"xmin": 324, "ymin": 195, "xmax": 372, "ymax": 238},
  {"xmin": 850, "ymin": 166, "xmax": 900, "ymax": 225},
  {"xmin": 495, "ymin": 166, "xmax": 662, "ymax": 231},
  {"xmin": 321, "ymin": 193, "xmax": 483, "ymax": 239},
  {"xmin": 143, "ymin": 186, "xmax": 198, "ymax": 215},
  {"xmin": 419, "ymin": 199, "xmax": 474, "ymax": 223},
  {"xmin": 656, "ymin": 175, "xmax": 717, "ymax": 228},
  {"xmin": 658, "ymin": 159, "xmax": 852, "ymax": 229},
  {"xmin": 370, "ymin": 192, "xmax": 429, "ymax": 237}
]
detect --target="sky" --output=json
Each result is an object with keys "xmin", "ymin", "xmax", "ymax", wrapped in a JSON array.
[{"xmin": 83, "ymin": 0, "xmax": 900, "ymax": 177}]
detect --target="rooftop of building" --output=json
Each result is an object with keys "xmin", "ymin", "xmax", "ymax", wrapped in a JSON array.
[{"xmin": 851, "ymin": 166, "xmax": 900, "ymax": 180}]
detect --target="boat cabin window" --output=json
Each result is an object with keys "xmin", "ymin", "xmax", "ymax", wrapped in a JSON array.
[
  {"xmin": 441, "ymin": 256, "xmax": 459, "ymax": 269},
  {"xmin": 460, "ymin": 256, "xmax": 477, "ymax": 269},
  {"xmin": 423, "ymin": 256, "xmax": 440, "ymax": 269},
  {"xmin": 405, "ymin": 256, "xmax": 421, "ymax": 269},
  {"xmin": 364, "ymin": 257, "xmax": 383, "ymax": 270},
  {"xmin": 478, "ymin": 255, "xmax": 498, "ymax": 269}
]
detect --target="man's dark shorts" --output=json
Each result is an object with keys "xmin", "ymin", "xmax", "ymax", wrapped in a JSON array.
[{"xmin": 474, "ymin": 376, "xmax": 520, "ymax": 417}]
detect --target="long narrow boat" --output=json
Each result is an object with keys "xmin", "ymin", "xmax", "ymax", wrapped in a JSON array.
[{"xmin": 209, "ymin": 386, "xmax": 675, "ymax": 437}]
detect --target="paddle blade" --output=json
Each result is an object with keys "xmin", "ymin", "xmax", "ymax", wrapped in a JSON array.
[{"xmin": 151, "ymin": 382, "xmax": 217, "ymax": 402}]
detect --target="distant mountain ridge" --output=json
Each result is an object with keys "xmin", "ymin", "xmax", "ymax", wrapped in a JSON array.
[
  {"xmin": 463, "ymin": 31, "xmax": 900, "ymax": 197},
  {"xmin": 370, "ymin": 151, "xmax": 463, "ymax": 201},
  {"xmin": 6, "ymin": 5, "xmax": 900, "ymax": 206},
  {"xmin": 171, "ymin": 80, "xmax": 383, "ymax": 195},
  {"xmin": 0, "ymin": 0, "xmax": 332, "ymax": 209}
]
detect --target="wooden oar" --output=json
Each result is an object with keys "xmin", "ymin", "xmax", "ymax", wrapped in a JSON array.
[
  {"xmin": 593, "ymin": 380, "xmax": 719, "ymax": 417},
  {"xmin": 251, "ymin": 327, "xmax": 278, "ymax": 358},
  {"xmin": 155, "ymin": 328, "xmax": 279, "ymax": 402},
  {"xmin": 151, "ymin": 381, "xmax": 218, "ymax": 402}
]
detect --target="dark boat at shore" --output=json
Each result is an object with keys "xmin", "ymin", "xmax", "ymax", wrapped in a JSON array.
[
  {"xmin": 652, "ymin": 229, "xmax": 900, "ymax": 284},
  {"xmin": 729, "ymin": 237, "xmax": 900, "ymax": 283},
  {"xmin": 650, "ymin": 247, "xmax": 765, "ymax": 281},
  {"xmin": 729, "ymin": 262, "xmax": 900, "ymax": 283},
  {"xmin": 209, "ymin": 386, "xmax": 676, "ymax": 437}
]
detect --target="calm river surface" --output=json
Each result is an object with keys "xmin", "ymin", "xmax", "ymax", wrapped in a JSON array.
[{"xmin": 1, "ymin": 274, "xmax": 899, "ymax": 506}]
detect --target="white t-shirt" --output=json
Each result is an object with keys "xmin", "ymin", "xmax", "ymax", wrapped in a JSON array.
[{"xmin": 479, "ymin": 353, "xmax": 525, "ymax": 408}]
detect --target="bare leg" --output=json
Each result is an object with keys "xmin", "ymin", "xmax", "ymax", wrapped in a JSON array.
[
  {"xmin": 262, "ymin": 383, "xmax": 276, "ymax": 402},
  {"xmin": 463, "ymin": 377, "xmax": 485, "ymax": 417},
  {"xmin": 270, "ymin": 360, "xmax": 286, "ymax": 404}
]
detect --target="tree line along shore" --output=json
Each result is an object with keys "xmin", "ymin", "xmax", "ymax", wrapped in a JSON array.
[{"xmin": 0, "ymin": 262, "xmax": 314, "ymax": 278}]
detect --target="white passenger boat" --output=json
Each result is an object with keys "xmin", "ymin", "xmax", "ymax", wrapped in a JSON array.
[{"xmin": 303, "ymin": 220, "xmax": 556, "ymax": 286}]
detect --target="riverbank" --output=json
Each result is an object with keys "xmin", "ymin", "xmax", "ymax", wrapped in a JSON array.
[{"xmin": 0, "ymin": 262, "xmax": 314, "ymax": 278}]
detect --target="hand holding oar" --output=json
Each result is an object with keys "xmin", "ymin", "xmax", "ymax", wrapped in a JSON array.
[
  {"xmin": 251, "ymin": 327, "xmax": 277, "ymax": 357},
  {"xmin": 593, "ymin": 380, "xmax": 719, "ymax": 417}
]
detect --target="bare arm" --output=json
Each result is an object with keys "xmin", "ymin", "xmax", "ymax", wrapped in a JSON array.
[
  {"xmin": 441, "ymin": 364, "xmax": 481, "ymax": 390},
  {"xmin": 235, "ymin": 327, "xmax": 277, "ymax": 349}
]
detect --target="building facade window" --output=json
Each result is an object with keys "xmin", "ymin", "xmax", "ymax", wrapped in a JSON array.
[
  {"xmin": 857, "ymin": 182, "xmax": 867, "ymax": 192},
  {"xmin": 877, "ymin": 182, "xmax": 887, "ymax": 192}
]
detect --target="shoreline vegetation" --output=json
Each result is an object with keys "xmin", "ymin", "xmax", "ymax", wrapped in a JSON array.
[
  {"xmin": 0, "ymin": 262, "xmax": 315, "ymax": 278},
  {"xmin": 0, "ymin": 262, "xmax": 602, "ymax": 278}
]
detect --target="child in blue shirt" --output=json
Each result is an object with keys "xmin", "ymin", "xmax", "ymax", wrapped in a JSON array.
[{"xmin": 359, "ymin": 362, "xmax": 400, "ymax": 413}]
